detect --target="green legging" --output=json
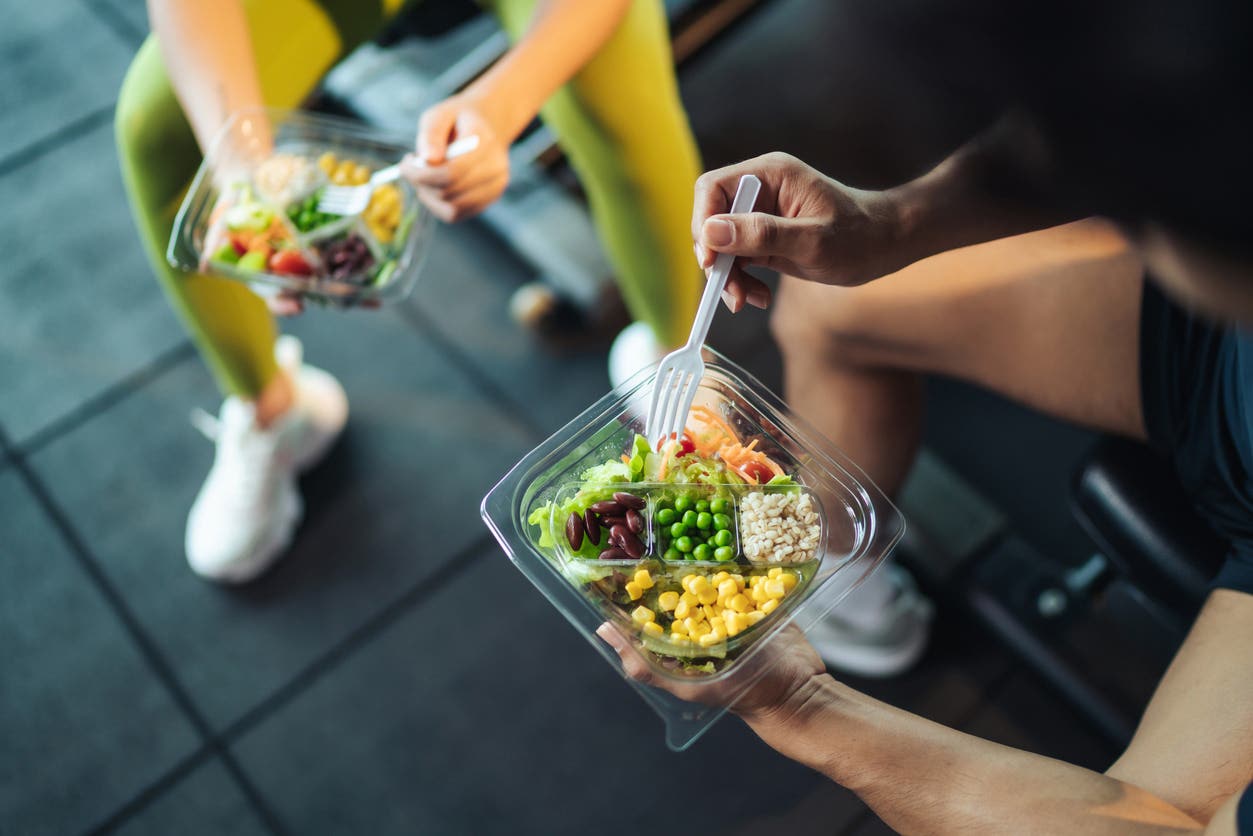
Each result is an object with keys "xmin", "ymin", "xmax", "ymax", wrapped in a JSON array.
[{"xmin": 116, "ymin": 0, "xmax": 702, "ymax": 398}]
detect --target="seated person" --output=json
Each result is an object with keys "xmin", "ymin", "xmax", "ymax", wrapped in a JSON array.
[{"xmin": 603, "ymin": 0, "xmax": 1252, "ymax": 829}]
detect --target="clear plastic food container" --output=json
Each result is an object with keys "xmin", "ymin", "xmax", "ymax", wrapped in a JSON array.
[
  {"xmin": 481, "ymin": 348, "xmax": 904, "ymax": 750},
  {"xmin": 167, "ymin": 109, "xmax": 434, "ymax": 307}
]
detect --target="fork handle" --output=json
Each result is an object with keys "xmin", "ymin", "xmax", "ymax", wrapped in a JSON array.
[
  {"xmin": 372, "ymin": 134, "xmax": 482, "ymax": 184},
  {"xmin": 684, "ymin": 174, "xmax": 762, "ymax": 350}
]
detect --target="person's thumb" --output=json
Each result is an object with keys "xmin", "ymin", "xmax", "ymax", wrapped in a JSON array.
[
  {"xmin": 416, "ymin": 103, "xmax": 458, "ymax": 165},
  {"xmin": 700, "ymin": 212, "xmax": 797, "ymax": 260}
]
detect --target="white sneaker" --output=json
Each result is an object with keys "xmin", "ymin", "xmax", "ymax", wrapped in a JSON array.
[
  {"xmin": 806, "ymin": 565, "xmax": 935, "ymax": 678},
  {"xmin": 609, "ymin": 321, "xmax": 668, "ymax": 389},
  {"xmin": 185, "ymin": 337, "xmax": 347, "ymax": 583}
]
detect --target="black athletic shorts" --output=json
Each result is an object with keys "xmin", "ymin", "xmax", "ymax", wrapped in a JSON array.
[{"xmin": 1140, "ymin": 282, "xmax": 1253, "ymax": 595}]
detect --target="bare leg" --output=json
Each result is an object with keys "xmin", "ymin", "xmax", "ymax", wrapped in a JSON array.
[{"xmin": 773, "ymin": 219, "xmax": 1145, "ymax": 658}]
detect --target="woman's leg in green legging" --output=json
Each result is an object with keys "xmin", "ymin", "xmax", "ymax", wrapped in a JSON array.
[
  {"xmin": 115, "ymin": 0, "xmax": 394, "ymax": 399},
  {"xmin": 489, "ymin": 0, "xmax": 704, "ymax": 349}
]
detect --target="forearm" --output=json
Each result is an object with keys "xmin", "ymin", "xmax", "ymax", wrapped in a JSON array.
[
  {"xmin": 883, "ymin": 114, "xmax": 1083, "ymax": 271},
  {"xmin": 147, "ymin": 0, "xmax": 266, "ymax": 152},
  {"xmin": 466, "ymin": 0, "xmax": 632, "ymax": 141},
  {"xmin": 744, "ymin": 675, "xmax": 1203, "ymax": 835}
]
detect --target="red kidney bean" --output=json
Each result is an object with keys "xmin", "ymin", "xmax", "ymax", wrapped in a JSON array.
[
  {"xmin": 583, "ymin": 509, "xmax": 601, "ymax": 545},
  {"xmin": 609, "ymin": 523, "xmax": 631, "ymax": 547},
  {"xmin": 565, "ymin": 512, "xmax": 585, "ymax": 551},
  {"xmin": 613, "ymin": 492, "xmax": 645, "ymax": 510},
  {"xmin": 618, "ymin": 530, "xmax": 646, "ymax": 559},
  {"xmin": 603, "ymin": 516, "xmax": 627, "ymax": 529},
  {"xmin": 599, "ymin": 547, "xmax": 629, "ymax": 561},
  {"xmin": 590, "ymin": 500, "xmax": 625, "ymax": 516},
  {"xmin": 626, "ymin": 509, "xmax": 644, "ymax": 534}
]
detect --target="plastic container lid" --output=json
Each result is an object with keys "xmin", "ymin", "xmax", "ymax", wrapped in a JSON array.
[
  {"xmin": 481, "ymin": 348, "xmax": 904, "ymax": 750},
  {"xmin": 167, "ymin": 108, "xmax": 434, "ymax": 307}
]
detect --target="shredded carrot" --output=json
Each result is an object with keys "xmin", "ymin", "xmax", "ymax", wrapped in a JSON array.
[
  {"xmin": 621, "ymin": 454, "xmax": 631, "ymax": 464},
  {"xmin": 686, "ymin": 403, "xmax": 787, "ymax": 482}
]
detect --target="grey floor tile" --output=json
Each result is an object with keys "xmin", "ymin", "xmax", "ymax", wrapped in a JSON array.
[
  {"xmin": 402, "ymin": 221, "xmax": 613, "ymax": 438},
  {"xmin": 961, "ymin": 671, "xmax": 1119, "ymax": 773},
  {"xmin": 0, "ymin": 122, "xmax": 186, "ymax": 446},
  {"xmin": 0, "ymin": 469, "xmax": 200, "ymax": 836},
  {"xmin": 108, "ymin": 759, "xmax": 269, "ymax": 836},
  {"xmin": 27, "ymin": 308, "xmax": 535, "ymax": 731},
  {"xmin": 0, "ymin": 5, "xmax": 132, "ymax": 162},
  {"xmin": 83, "ymin": 0, "xmax": 150, "ymax": 48},
  {"xmin": 233, "ymin": 550, "xmax": 867, "ymax": 836}
]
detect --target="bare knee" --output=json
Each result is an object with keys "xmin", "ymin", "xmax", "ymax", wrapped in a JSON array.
[{"xmin": 770, "ymin": 278, "xmax": 905, "ymax": 370}]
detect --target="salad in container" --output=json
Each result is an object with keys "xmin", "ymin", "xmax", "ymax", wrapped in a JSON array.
[
  {"xmin": 481, "ymin": 349, "xmax": 904, "ymax": 750},
  {"xmin": 167, "ymin": 109, "xmax": 434, "ymax": 307}
]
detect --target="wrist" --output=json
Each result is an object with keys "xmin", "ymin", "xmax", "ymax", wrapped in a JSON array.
[{"xmin": 739, "ymin": 672, "xmax": 840, "ymax": 754}]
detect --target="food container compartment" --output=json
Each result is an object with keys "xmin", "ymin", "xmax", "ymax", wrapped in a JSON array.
[
  {"xmin": 167, "ymin": 108, "xmax": 434, "ymax": 307},
  {"xmin": 481, "ymin": 348, "xmax": 903, "ymax": 750}
]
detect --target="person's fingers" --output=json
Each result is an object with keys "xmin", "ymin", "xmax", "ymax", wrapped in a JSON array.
[
  {"xmin": 701, "ymin": 211, "xmax": 810, "ymax": 261},
  {"xmin": 417, "ymin": 173, "xmax": 506, "ymax": 222},
  {"xmin": 416, "ymin": 103, "xmax": 458, "ymax": 164},
  {"xmin": 401, "ymin": 149, "xmax": 483, "ymax": 190},
  {"xmin": 722, "ymin": 271, "xmax": 771, "ymax": 312},
  {"xmin": 596, "ymin": 623, "xmax": 658, "ymax": 685},
  {"xmin": 267, "ymin": 294, "xmax": 303, "ymax": 317},
  {"xmin": 691, "ymin": 159, "xmax": 768, "ymax": 241},
  {"xmin": 437, "ymin": 166, "xmax": 507, "ymax": 204}
]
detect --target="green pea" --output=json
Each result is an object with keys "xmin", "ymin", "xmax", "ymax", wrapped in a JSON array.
[
  {"xmin": 696, "ymin": 512, "xmax": 713, "ymax": 530},
  {"xmin": 695, "ymin": 500, "xmax": 710, "ymax": 513},
  {"xmin": 669, "ymin": 522, "xmax": 687, "ymax": 539},
  {"xmin": 710, "ymin": 497, "xmax": 730, "ymax": 514},
  {"xmin": 655, "ymin": 498, "xmax": 672, "ymax": 511},
  {"xmin": 664, "ymin": 547, "xmax": 682, "ymax": 562},
  {"xmin": 681, "ymin": 510, "xmax": 698, "ymax": 528},
  {"xmin": 714, "ymin": 546, "xmax": 735, "ymax": 562},
  {"xmin": 713, "ymin": 513, "xmax": 732, "ymax": 531},
  {"xmin": 656, "ymin": 508, "xmax": 676, "ymax": 526},
  {"xmin": 713, "ymin": 529, "xmax": 733, "ymax": 548},
  {"xmin": 693, "ymin": 544, "xmax": 712, "ymax": 561},
  {"xmin": 674, "ymin": 495, "xmax": 694, "ymax": 513},
  {"xmin": 675, "ymin": 536, "xmax": 694, "ymax": 553}
]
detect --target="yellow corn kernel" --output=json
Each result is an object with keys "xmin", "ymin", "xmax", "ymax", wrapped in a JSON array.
[
  {"xmin": 674, "ymin": 599, "xmax": 692, "ymax": 620},
  {"xmin": 688, "ymin": 575, "xmax": 710, "ymax": 595},
  {"xmin": 761, "ymin": 598, "xmax": 779, "ymax": 614},
  {"xmin": 722, "ymin": 608, "xmax": 738, "ymax": 624},
  {"xmin": 731, "ymin": 574, "xmax": 745, "ymax": 588},
  {"xmin": 642, "ymin": 621, "xmax": 664, "ymax": 637},
  {"xmin": 351, "ymin": 163, "xmax": 371, "ymax": 185},
  {"xmin": 671, "ymin": 634, "xmax": 691, "ymax": 645},
  {"xmin": 317, "ymin": 152, "xmax": 338, "ymax": 174},
  {"xmin": 382, "ymin": 204, "xmax": 402, "ymax": 228},
  {"xmin": 634, "ymin": 569, "xmax": 655, "ymax": 590},
  {"xmin": 780, "ymin": 572, "xmax": 799, "ymax": 592},
  {"xmin": 709, "ymin": 615, "xmax": 725, "ymax": 633},
  {"xmin": 372, "ymin": 226, "xmax": 394, "ymax": 245},
  {"xmin": 712, "ymin": 571, "xmax": 730, "ymax": 584},
  {"xmin": 631, "ymin": 605, "xmax": 655, "ymax": 625},
  {"xmin": 691, "ymin": 620, "xmax": 711, "ymax": 637},
  {"xmin": 751, "ymin": 584, "xmax": 769, "ymax": 604},
  {"xmin": 670, "ymin": 619, "xmax": 688, "ymax": 636},
  {"xmin": 625, "ymin": 581, "xmax": 643, "ymax": 601},
  {"xmin": 717, "ymin": 579, "xmax": 738, "ymax": 599},
  {"xmin": 332, "ymin": 160, "xmax": 355, "ymax": 185},
  {"xmin": 658, "ymin": 591, "xmax": 680, "ymax": 612},
  {"xmin": 701, "ymin": 605, "xmax": 718, "ymax": 622},
  {"xmin": 681, "ymin": 574, "xmax": 698, "ymax": 593},
  {"xmin": 697, "ymin": 587, "xmax": 719, "ymax": 606},
  {"xmin": 768, "ymin": 567, "xmax": 783, "ymax": 578},
  {"xmin": 746, "ymin": 610, "xmax": 767, "ymax": 625},
  {"xmin": 764, "ymin": 579, "xmax": 787, "ymax": 599},
  {"xmin": 747, "ymin": 574, "xmax": 762, "ymax": 587},
  {"xmin": 729, "ymin": 593, "xmax": 752, "ymax": 613},
  {"xmin": 698, "ymin": 632, "xmax": 723, "ymax": 648}
]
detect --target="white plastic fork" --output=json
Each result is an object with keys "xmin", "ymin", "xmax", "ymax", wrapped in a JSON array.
[
  {"xmin": 315, "ymin": 134, "xmax": 481, "ymax": 216},
  {"xmin": 645, "ymin": 173, "xmax": 761, "ymax": 445}
]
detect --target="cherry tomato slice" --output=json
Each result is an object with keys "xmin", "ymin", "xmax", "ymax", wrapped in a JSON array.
[
  {"xmin": 741, "ymin": 461, "xmax": 774, "ymax": 483},
  {"xmin": 268, "ymin": 249, "xmax": 313, "ymax": 276}
]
